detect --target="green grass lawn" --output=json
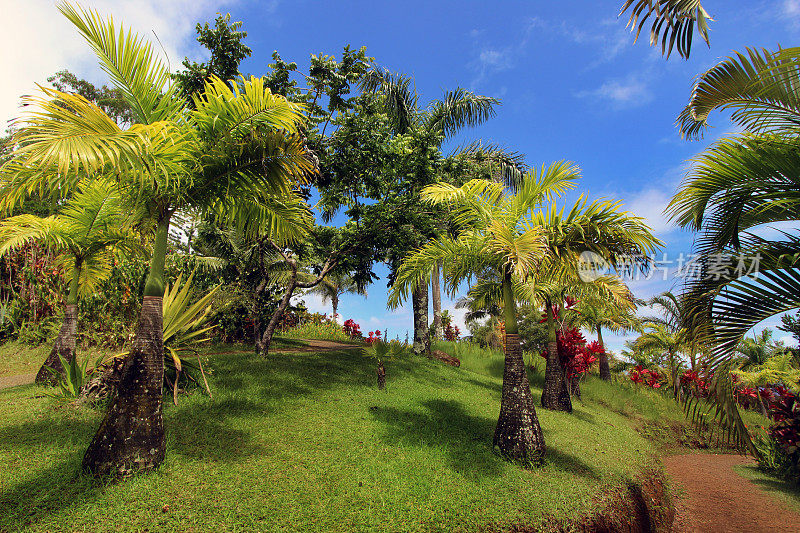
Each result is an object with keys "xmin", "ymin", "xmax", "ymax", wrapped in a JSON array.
[
  {"xmin": 0, "ymin": 340, "xmax": 116, "ymax": 378},
  {"xmin": 0, "ymin": 340, "xmax": 673, "ymax": 532}
]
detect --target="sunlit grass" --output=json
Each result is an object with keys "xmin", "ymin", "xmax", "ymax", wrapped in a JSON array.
[
  {"xmin": 1, "ymin": 342, "xmax": 668, "ymax": 532},
  {"xmin": 277, "ymin": 321, "xmax": 353, "ymax": 342}
]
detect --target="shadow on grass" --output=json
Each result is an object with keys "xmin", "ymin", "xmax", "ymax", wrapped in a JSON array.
[
  {"xmin": 370, "ymin": 398, "xmax": 604, "ymax": 483},
  {"xmin": 0, "ymin": 458, "xmax": 102, "ymax": 531},
  {"xmin": 738, "ymin": 465, "xmax": 800, "ymax": 502},
  {"xmin": 371, "ymin": 399, "xmax": 503, "ymax": 479}
]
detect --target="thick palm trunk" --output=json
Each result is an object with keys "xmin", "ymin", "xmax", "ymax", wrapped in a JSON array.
[
  {"xmin": 412, "ymin": 282, "xmax": 429, "ymax": 355},
  {"xmin": 597, "ymin": 326, "xmax": 611, "ymax": 381},
  {"xmin": 493, "ymin": 275, "xmax": 545, "ymax": 465},
  {"xmin": 431, "ymin": 264, "xmax": 443, "ymax": 340},
  {"xmin": 258, "ymin": 279, "xmax": 296, "ymax": 357},
  {"xmin": 82, "ymin": 213, "xmax": 170, "ymax": 478},
  {"xmin": 35, "ymin": 304, "xmax": 78, "ymax": 385},
  {"xmin": 36, "ymin": 262, "xmax": 81, "ymax": 385},
  {"xmin": 541, "ymin": 308, "xmax": 572, "ymax": 412}
]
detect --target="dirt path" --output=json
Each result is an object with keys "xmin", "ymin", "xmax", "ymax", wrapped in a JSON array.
[
  {"xmin": 0, "ymin": 373, "xmax": 36, "ymax": 390},
  {"xmin": 665, "ymin": 453, "xmax": 800, "ymax": 532}
]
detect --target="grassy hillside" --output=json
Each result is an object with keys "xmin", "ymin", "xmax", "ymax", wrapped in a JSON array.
[{"xmin": 1, "ymin": 342, "xmax": 670, "ymax": 532}]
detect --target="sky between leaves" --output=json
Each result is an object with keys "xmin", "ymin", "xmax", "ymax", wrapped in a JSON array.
[{"xmin": 2, "ymin": 0, "xmax": 799, "ymax": 352}]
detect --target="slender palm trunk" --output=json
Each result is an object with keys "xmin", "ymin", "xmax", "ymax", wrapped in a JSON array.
[
  {"xmin": 83, "ymin": 212, "xmax": 170, "ymax": 478},
  {"xmin": 597, "ymin": 326, "xmax": 612, "ymax": 381},
  {"xmin": 431, "ymin": 264, "xmax": 443, "ymax": 340},
  {"xmin": 493, "ymin": 273, "xmax": 545, "ymax": 465},
  {"xmin": 376, "ymin": 360, "xmax": 386, "ymax": 390},
  {"xmin": 541, "ymin": 305, "xmax": 572, "ymax": 412},
  {"xmin": 36, "ymin": 260, "xmax": 81, "ymax": 386},
  {"xmin": 412, "ymin": 282, "xmax": 429, "ymax": 355},
  {"xmin": 331, "ymin": 293, "xmax": 339, "ymax": 321},
  {"xmin": 258, "ymin": 278, "xmax": 297, "ymax": 357}
]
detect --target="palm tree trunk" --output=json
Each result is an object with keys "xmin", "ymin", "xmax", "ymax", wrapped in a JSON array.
[
  {"xmin": 493, "ymin": 273, "xmax": 545, "ymax": 465},
  {"xmin": 541, "ymin": 305, "xmax": 572, "ymax": 412},
  {"xmin": 258, "ymin": 278, "xmax": 297, "ymax": 357},
  {"xmin": 598, "ymin": 326, "xmax": 611, "ymax": 381},
  {"xmin": 376, "ymin": 360, "xmax": 386, "ymax": 390},
  {"xmin": 412, "ymin": 282, "xmax": 429, "ymax": 355},
  {"xmin": 36, "ymin": 260, "xmax": 81, "ymax": 386},
  {"xmin": 331, "ymin": 293, "xmax": 339, "ymax": 321},
  {"xmin": 431, "ymin": 263, "xmax": 443, "ymax": 340},
  {"xmin": 82, "ymin": 212, "xmax": 170, "ymax": 478}
]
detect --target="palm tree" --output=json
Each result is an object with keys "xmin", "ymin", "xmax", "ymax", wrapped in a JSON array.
[
  {"xmin": 619, "ymin": 0, "xmax": 712, "ymax": 59},
  {"xmin": 362, "ymin": 70, "xmax": 513, "ymax": 354},
  {"xmin": 533, "ymin": 274, "xmax": 641, "ymax": 410},
  {"xmin": 388, "ymin": 162, "xmax": 660, "ymax": 463},
  {"xmin": 636, "ymin": 323, "xmax": 687, "ymax": 397},
  {"xmin": 306, "ymin": 270, "xmax": 367, "ymax": 320},
  {"xmin": 576, "ymin": 294, "xmax": 642, "ymax": 381},
  {"xmin": 0, "ymin": 180, "xmax": 137, "ymax": 385},
  {"xmin": 666, "ymin": 46, "xmax": 800, "ymax": 453},
  {"xmin": 1, "ymin": 2, "xmax": 313, "ymax": 477},
  {"xmin": 736, "ymin": 329, "xmax": 780, "ymax": 371}
]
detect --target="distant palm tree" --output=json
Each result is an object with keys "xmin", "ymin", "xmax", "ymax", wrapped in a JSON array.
[
  {"xmin": 736, "ymin": 330, "xmax": 781, "ymax": 371},
  {"xmin": 0, "ymin": 180, "xmax": 137, "ymax": 384},
  {"xmin": 362, "ymin": 70, "xmax": 523, "ymax": 353},
  {"xmin": 306, "ymin": 271, "xmax": 367, "ymax": 320},
  {"xmin": 577, "ymin": 297, "xmax": 642, "ymax": 381},
  {"xmin": 636, "ymin": 323, "xmax": 687, "ymax": 397}
]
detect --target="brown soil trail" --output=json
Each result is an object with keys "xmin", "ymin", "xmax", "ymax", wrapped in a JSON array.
[{"xmin": 665, "ymin": 453, "xmax": 800, "ymax": 532}]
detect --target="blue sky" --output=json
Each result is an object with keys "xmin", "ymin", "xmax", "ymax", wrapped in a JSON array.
[{"xmin": 4, "ymin": 1, "xmax": 800, "ymax": 351}]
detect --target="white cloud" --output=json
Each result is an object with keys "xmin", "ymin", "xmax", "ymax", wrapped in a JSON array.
[
  {"xmin": 780, "ymin": 335, "xmax": 799, "ymax": 348},
  {"xmin": 0, "ymin": 0, "xmax": 248, "ymax": 128},
  {"xmin": 625, "ymin": 188, "xmax": 676, "ymax": 236},
  {"xmin": 785, "ymin": 0, "xmax": 800, "ymax": 25},
  {"xmin": 577, "ymin": 74, "xmax": 653, "ymax": 108}
]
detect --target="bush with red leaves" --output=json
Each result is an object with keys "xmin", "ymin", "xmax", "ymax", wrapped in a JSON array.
[
  {"xmin": 630, "ymin": 365, "xmax": 663, "ymax": 388},
  {"xmin": 679, "ymin": 369, "xmax": 710, "ymax": 398},
  {"xmin": 365, "ymin": 330, "xmax": 382, "ymax": 345},
  {"xmin": 758, "ymin": 386, "xmax": 800, "ymax": 483},
  {"xmin": 540, "ymin": 326, "xmax": 599, "ymax": 379}
]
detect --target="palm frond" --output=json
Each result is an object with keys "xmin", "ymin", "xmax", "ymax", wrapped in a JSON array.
[
  {"xmin": 677, "ymin": 47, "xmax": 800, "ymax": 139},
  {"xmin": 425, "ymin": 88, "xmax": 498, "ymax": 140},
  {"xmin": 620, "ymin": 0, "xmax": 712, "ymax": 59},
  {"xmin": 58, "ymin": 1, "xmax": 183, "ymax": 124}
]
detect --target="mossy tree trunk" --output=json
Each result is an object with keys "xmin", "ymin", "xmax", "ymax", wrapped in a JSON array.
[
  {"xmin": 36, "ymin": 260, "xmax": 81, "ymax": 386},
  {"xmin": 541, "ymin": 299, "xmax": 572, "ymax": 412},
  {"xmin": 597, "ymin": 325, "xmax": 612, "ymax": 381},
  {"xmin": 82, "ymin": 211, "xmax": 171, "ymax": 478},
  {"xmin": 493, "ymin": 271, "xmax": 545, "ymax": 465},
  {"xmin": 412, "ymin": 282, "xmax": 429, "ymax": 355}
]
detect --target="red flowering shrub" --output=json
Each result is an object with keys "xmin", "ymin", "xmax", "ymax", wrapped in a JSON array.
[{"xmin": 342, "ymin": 319, "xmax": 362, "ymax": 339}]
